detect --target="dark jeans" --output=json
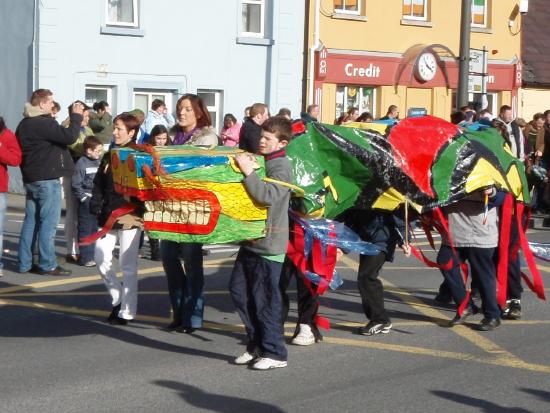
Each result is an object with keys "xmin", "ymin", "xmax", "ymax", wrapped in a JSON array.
[
  {"xmin": 280, "ymin": 257, "xmax": 321, "ymax": 339},
  {"xmin": 230, "ymin": 248, "xmax": 287, "ymax": 361},
  {"xmin": 437, "ymin": 245, "xmax": 500, "ymax": 319},
  {"xmin": 357, "ymin": 251, "xmax": 390, "ymax": 324},
  {"xmin": 77, "ymin": 199, "xmax": 98, "ymax": 263},
  {"xmin": 161, "ymin": 241, "xmax": 204, "ymax": 329}
]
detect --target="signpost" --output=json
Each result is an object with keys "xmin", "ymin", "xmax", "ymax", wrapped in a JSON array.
[{"xmin": 468, "ymin": 47, "xmax": 489, "ymax": 107}]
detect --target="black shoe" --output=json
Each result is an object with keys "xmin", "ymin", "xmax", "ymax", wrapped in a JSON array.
[
  {"xmin": 477, "ymin": 318, "xmax": 501, "ymax": 331},
  {"xmin": 26, "ymin": 264, "xmax": 42, "ymax": 274},
  {"xmin": 449, "ymin": 306, "xmax": 478, "ymax": 326},
  {"xmin": 109, "ymin": 315, "xmax": 128, "ymax": 326},
  {"xmin": 434, "ymin": 293, "xmax": 453, "ymax": 304},
  {"xmin": 504, "ymin": 299, "xmax": 522, "ymax": 320},
  {"xmin": 40, "ymin": 266, "xmax": 72, "ymax": 276},
  {"xmin": 176, "ymin": 326, "xmax": 196, "ymax": 334},
  {"xmin": 164, "ymin": 320, "xmax": 183, "ymax": 331},
  {"xmin": 107, "ymin": 304, "xmax": 122, "ymax": 323},
  {"xmin": 65, "ymin": 254, "xmax": 80, "ymax": 264}
]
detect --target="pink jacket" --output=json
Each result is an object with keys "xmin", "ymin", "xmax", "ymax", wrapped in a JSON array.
[
  {"xmin": 0, "ymin": 128, "xmax": 22, "ymax": 192},
  {"xmin": 220, "ymin": 122, "xmax": 242, "ymax": 147}
]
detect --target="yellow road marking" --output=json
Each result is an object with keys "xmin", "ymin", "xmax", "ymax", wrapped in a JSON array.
[
  {"xmin": 338, "ymin": 255, "xmax": 535, "ymax": 362},
  {"xmin": 2, "ymin": 296, "xmax": 550, "ymax": 374}
]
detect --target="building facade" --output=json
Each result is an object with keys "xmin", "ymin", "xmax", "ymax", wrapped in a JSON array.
[
  {"xmin": 305, "ymin": 0, "xmax": 523, "ymax": 123},
  {"xmin": 0, "ymin": 0, "xmax": 305, "ymax": 192},
  {"xmin": 519, "ymin": 0, "xmax": 550, "ymax": 120},
  {"xmin": 1, "ymin": 0, "xmax": 305, "ymax": 130}
]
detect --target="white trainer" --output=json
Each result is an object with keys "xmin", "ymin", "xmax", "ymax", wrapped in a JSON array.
[
  {"xmin": 291, "ymin": 324, "xmax": 315, "ymax": 346},
  {"xmin": 252, "ymin": 357, "xmax": 287, "ymax": 370},
  {"xmin": 234, "ymin": 351, "xmax": 257, "ymax": 365}
]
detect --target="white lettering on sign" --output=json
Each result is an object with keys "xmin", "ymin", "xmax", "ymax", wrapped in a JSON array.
[{"xmin": 344, "ymin": 63, "xmax": 381, "ymax": 78}]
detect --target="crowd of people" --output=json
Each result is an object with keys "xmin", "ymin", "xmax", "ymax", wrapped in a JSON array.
[{"xmin": 0, "ymin": 89, "xmax": 548, "ymax": 371}]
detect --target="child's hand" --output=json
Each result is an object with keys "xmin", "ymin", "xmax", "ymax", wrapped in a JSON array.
[
  {"xmin": 235, "ymin": 153, "xmax": 257, "ymax": 176},
  {"xmin": 401, "ymin": 244, "xmax": 411, "ymax": 257},
  {"xmin": 336, "ymin": 248, "xmax": 344, "ymax": 261}
]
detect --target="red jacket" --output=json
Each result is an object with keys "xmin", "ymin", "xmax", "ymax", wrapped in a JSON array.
[{"xmin": 0, "ymin": 128, "xmax": 22, "ymax": 192}]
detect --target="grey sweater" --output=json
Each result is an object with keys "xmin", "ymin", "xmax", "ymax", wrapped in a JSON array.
[
  {"xmin": 241, "ymin": 152, "xmax": 292, "ymax": 255},
  {"xmin": 441, "ymin": 190, "xmax": 499, "ymax": 248}
]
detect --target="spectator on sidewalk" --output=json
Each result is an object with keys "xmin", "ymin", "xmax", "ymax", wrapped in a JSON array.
[
  {"xmin": 0, "ymin": 116, "xmax": 23, "ymax": 276},
  {"xmin": 143, "ymin": 99, "xmax": 175, "ymax": 135},
  {"xmin": 220, "ymin": 114, "xmax": 241, "ymax": 147},
  {"xmin": 239, "ymin": 103, "xmax": 269, "ymax": 154},
  {"xmin": 16, "ymin": 89, "xmax": 83, "ymax": 276},
  {"xmin": 88, "ymin": 101, "xmax": 113, "ymax": 147},
  {"xmin": 71, "ymin": 136, "xmax": 102, "ymax": 267},
  {"xmin": 300, "ymin": 104, "xmax": 319, "ymax": 123}
]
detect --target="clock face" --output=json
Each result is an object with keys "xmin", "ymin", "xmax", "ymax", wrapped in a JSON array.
[{"xmin": 416, "ymin": 52, "xmax": 437, "ymax": 82}]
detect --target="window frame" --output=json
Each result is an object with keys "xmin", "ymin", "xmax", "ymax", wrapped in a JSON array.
[
  {"xmin": 132, "ymin": 90, "xmax": 174, "ymax": 115},
  {"xmin": 84, "ymin": 85, "xmax": 114, "ymax": 110},
  {"xmin": 334, "ymin": 0, "xmax": 361, "ymax": 16},
  {"xmin": 241, "ymin": 0, "xmax": 265, "ymax": 38},
  {"xmin": 197, "ymin": 89, "xmax": 223, "ymax": 132},
  {"xmin": 471, "ymin": 0, "xmax": 488, "ymax": 28},
  {"xmin": 335, "ymin": 85, "xmax": 377, "ymax": 120},
  {"xmin": 402, "ymin": 0, "xmax": 428, "ymax": 21},
  {"xmin": 105, "ymin": 0, "xmax": 139, "ymax": 28}
]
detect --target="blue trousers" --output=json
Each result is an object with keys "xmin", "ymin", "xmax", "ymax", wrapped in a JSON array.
[
  {"xmin": 18, "ymin": 179, "xmax": 62, "ymax": 272},
  {"xmin": 161, "ymin": 241, "xmax": 204, "ymax": 329},
  {"xmin": 77, "ymin": 199, "xmax": 98, "ymax": 263},
  {"xmin": 438, "ymin": 245, "xmax": 500, "ymax": 319},
  {"xmin": 230, "ymin": 248, "xmax": 287, "ymax": 361}
]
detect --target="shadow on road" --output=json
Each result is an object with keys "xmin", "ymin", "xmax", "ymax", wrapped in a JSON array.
[
  {"xmin": 431, "ymin": 390, "xmax": 533, "ymax": 413},
  {"xmin": 153, "ymin": 380, "xmax": 287, "ymax": 413}
]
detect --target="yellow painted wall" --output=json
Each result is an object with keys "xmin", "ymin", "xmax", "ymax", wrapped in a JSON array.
[
  {"xmin": 316, "ymin": 0, "xmax": 521, "ymax": 60},
  {"xmin": 321, "ymin": 83, "xmax": 337, "ymax": 123},
  {"xmin": 519, "ymin": 88, "xmax": 550, "ymax": 121}
]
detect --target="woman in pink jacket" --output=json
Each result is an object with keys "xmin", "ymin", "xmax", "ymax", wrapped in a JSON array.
[
  {"xmin": 220, "ymin": 114, "xmax": 241, "ymax": 147},
  {"xmin": 0, "ymin": 116, "xmax": 23, "ymax": 276}
]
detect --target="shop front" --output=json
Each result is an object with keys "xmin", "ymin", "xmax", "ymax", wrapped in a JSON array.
[{"xmin": 314, "ymin": 46, "xmax": 520, "ymax": 123}]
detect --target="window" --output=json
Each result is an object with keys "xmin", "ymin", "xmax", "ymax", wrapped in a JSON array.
[
  {"xmin": 242, "ymin": 0, "xmax": 265, "ymax": 37},
  {"xmin": 85, "ymin": 85, "xmax": 115, "ymax": 110},
  {"xmin": 335, "ymin": 86, "xmax": 377, "ymax": 120},
  {"xmin": 334, "ymin": 0, "xmax": 359, "ymax": 15},
  {"xmin": 402, "ymin": 0, "xmax": 428, "ymax": 21},
  {"xmin": 133, "ymin": 90, "xmax": 173, "ymax": 114},
  {"xmin": 197, "ymin": 90, "xmax": 223, "ymax": 132},
  {"xmin": 471, "ymin": 0, "xmax": 487, "ymax": 28},
  {"xmin": 106, "ymin": 0, "xmax": 138, "ymax": 27}
]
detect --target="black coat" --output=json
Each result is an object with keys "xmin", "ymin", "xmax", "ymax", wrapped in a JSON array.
[
  {"xmin": 90, "ymin": 145, "xmax": 143, "ymax": 227},
  {"xmin": 16, "ymin": 113, "xmax": 82, "ymax": 183},
  {"xmin": 340, "ymin": 208, "xmax": 406, "ymax": 262},
  {"xmin": 238, "ymin": 118, "xmax": 262, "ymax": 154}
]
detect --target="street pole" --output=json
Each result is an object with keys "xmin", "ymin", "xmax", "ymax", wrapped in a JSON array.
[{"xmin": 457, "ymin": 0, "xmax": 472, "ymax": 109}]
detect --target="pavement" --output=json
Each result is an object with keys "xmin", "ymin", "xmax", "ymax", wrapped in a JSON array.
[{"xmin": 1, "ymin": 194, "xmax": 550, "ymax": 413}]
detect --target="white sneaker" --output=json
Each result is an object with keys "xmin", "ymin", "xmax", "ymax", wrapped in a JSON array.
[
  {"xmin": 252, "ymin": 357, "xmax": 287, "ymax": 370},
  {"xmin": 234, "ymin": 351, "xmax": 258, "ymax": 365},
  {"xmin": 291, "ymin": 324, "xmax": 315, "ymax": 346}
]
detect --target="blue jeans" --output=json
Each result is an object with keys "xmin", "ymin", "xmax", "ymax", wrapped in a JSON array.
[
  {"xmin": 18, "ymin": 179, "xmax": 62, "ymax": 272},
  {"xmin": 0, "ymin": 193, "xmax": 6, "ymax": 270},
  {"xmin": 161, "ymin": 241, "xmax": 204, "ymax": 328}
]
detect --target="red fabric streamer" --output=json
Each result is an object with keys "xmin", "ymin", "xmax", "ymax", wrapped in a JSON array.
[
  {"xmin": 79, "ymin": 203, "xmax": 138, "ymax": 246},
  {"xmin": 516, "ymin": 203, "xmax": 546, "ymax": 300},
  {"xmin": 496, "ymin": 194, "xmax": 513, "ymax": 308}
]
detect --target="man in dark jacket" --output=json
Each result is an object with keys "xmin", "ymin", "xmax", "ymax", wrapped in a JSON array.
[
  {"xmin": 16, "ymin": 89, "xmax": 83, "ymax": 275},
  {"xmin": 238, "ymin": 103, "xmax": 269, "ymax": 154}
]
